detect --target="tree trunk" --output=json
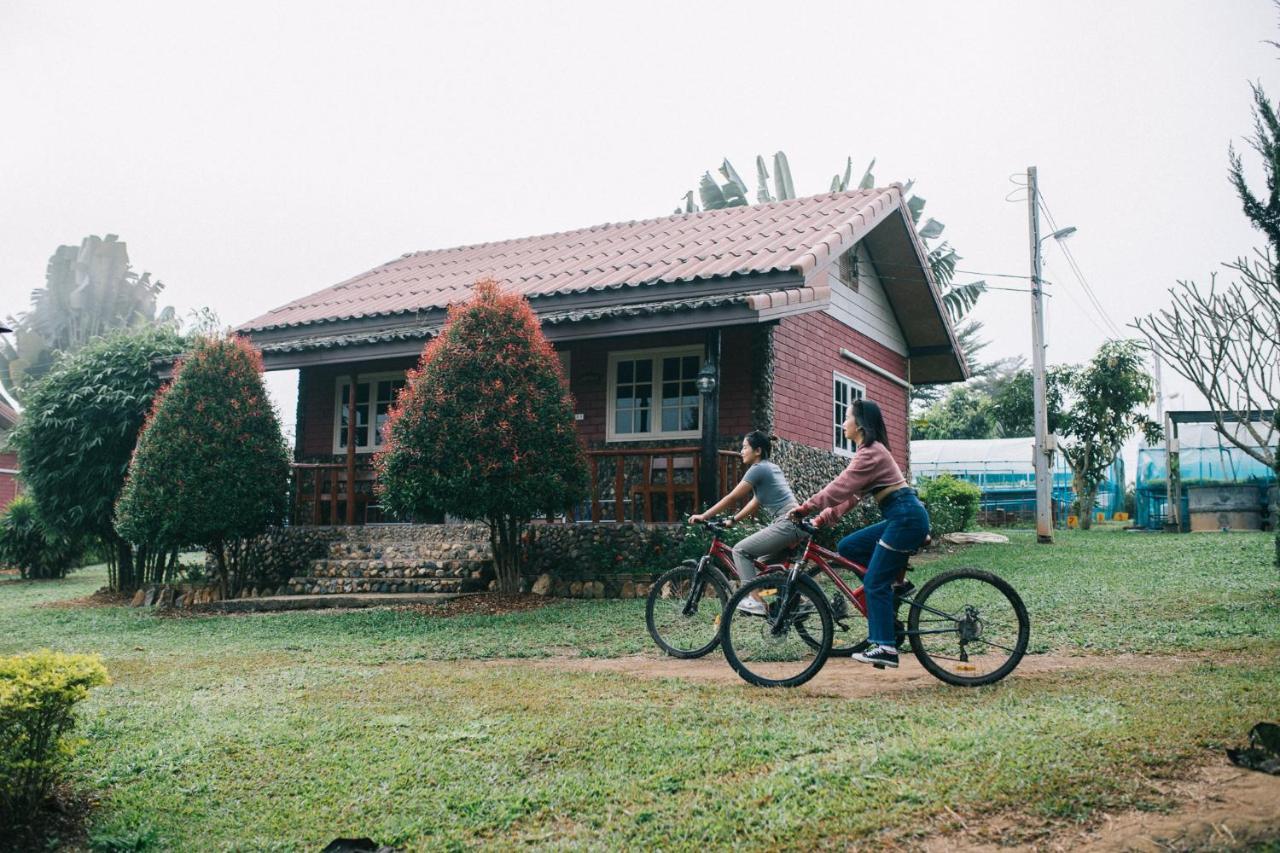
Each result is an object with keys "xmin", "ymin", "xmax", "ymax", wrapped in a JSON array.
[
  {"xmin": 489, "ymin": 515, "xmax": 524, "ymax": 595},
  {"xmin": 114, "ymin": 539, "xmax": 135, "ymax": 593},
  {"xmin": 1071, "ymin": 469, "xmax": 1097, "ymax": 530}
]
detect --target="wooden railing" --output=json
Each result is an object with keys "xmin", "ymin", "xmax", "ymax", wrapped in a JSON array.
[
  {"xmin": 291, "ymin": 447, "xmax": 747, "ymax": 526},
  {"xmin": 290, "ymin": 462, "xmax": 376, "ymax": 526}
]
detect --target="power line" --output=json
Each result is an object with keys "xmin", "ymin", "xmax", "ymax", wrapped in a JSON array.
[{"xmin": 1037, "ymin": 195, "xmax": 1126, "ymax": 338}]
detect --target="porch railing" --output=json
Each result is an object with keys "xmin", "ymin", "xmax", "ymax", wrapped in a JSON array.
[{"xmin": 290, "ymin": 448, "xmax": 748, "ymax": 526}]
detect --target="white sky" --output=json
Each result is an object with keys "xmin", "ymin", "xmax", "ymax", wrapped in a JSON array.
[{"xmin": 2, "ymin": 0, "xmax": 1274, "ymax": 474}]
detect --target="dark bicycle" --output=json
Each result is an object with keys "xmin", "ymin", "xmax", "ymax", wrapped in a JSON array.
[
  {"xmin": 645, "ymin": 519, "xmax": 865, "ymax": 659},
  {"xmin": 719, "ymin": 518, "xmax": 1030, "ymax": 688}
]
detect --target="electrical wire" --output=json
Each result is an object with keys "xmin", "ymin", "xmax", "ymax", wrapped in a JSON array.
[{"xmin": 1037, "ymin": 194, "xmax": 1126, "ymax": 337}]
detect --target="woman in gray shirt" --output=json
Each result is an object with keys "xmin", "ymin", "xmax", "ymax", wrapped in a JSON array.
[{"xmin": 689, "ymin": 431, "xmax": 801, "ymax": 615}]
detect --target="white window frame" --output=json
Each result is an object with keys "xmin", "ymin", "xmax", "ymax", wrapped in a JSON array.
[
  {"xmin": 332, "ymin": 371, "xmax": 408, "ymax": 454},
  {"xmin": 833, "ymin": 371, "xmax": 866, "ymax": 457},
  {"xmin": 605, "ymin": 345, "xmax": 704, "ymax": 443}
]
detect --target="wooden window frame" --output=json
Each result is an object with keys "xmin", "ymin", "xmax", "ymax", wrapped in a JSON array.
[
  {"xmin": 331, "ymin": 371, "xmax": 408, "ymax": 455},
  {"xmin": 605, "ymin": 345, "xmax": 704, "ymax": 443},
  {"xmin": 833, "ymin": 371, "xmax": 866, "ymax": 457}
]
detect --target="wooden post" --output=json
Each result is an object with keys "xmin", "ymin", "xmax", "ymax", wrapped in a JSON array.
[
  {"xmin": 698, "ymin": 328, "xmax": 721, "ymax": 510},
  {"xmin": 664, "ymin": 453, "xmax": 675, "ymax": 523},
  {"xmin": 346, "ymin": 372, "xmax": 359, "ymax": 525},
  {"xmin": 590, "ymin": 455, "xmax": 601, "ymax": 522}
]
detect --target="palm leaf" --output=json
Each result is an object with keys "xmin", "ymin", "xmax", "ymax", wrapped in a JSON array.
[
  {"xmin": 773, "ymin": 151, "xmax": 795, "ymax": 200},
  {"xmin": 918, "ymin": 218, "xmax": 946, "ymax": 240},
  {"xmin": 698, "ymin": 172, "xmax": 730, "ymax": 210},
  {"xmin": 907, "ymin": 195, "xmax": 927, "ymax": 226},
  {"xmin": 755, "ymin": 156, "xmax": 774, "ymax": 203},
  {"xmin": 942, "ymin": 280, "xmax": 988, "ymax": 322},
  {"xmin": 858, "ymin": 158, "xmax": 876, "ymax": 190}
]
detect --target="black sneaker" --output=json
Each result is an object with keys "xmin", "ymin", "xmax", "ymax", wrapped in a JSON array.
[{"xmin": 852, "ymin": 644, "xmax": 899, "ymax": 668}]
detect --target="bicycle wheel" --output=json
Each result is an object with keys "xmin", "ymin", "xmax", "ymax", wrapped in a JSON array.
[
  {"xmin": 646, "ymin": 561, "xmax": 731, "ymax": 659},
  {"xmin": 907, "ymin": 568, "xmax": 1030, "ymax": 687},
  {"xmin": 799, "ymin": 567, "xmax": 861, "ymax": 657},
  {"xmin": 721, "ymin": 574, "xmax": 833, "ymax": 688}
]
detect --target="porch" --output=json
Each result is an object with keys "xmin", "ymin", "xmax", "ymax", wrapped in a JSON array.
[{"xmin": 289, "ymin": 446, "xmax": 748, "ymax": 526}]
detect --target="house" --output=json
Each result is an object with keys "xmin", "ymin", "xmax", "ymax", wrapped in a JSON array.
[
  {"xmin": 0, "ymin": 400, "xmax": 19, "ymax": 512},
  {"xmin": 237, "ymin": 186, "xmax": 966, "ymax": 525}
]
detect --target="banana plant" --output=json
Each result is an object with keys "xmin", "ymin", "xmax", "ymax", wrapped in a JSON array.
[
  {"xmin": 1, "ymin": 235, "xmax": 175, "ymax": 403},
  {"xmin": 676, "ymin": 151, "xmax": 987, "ymax": 322}
]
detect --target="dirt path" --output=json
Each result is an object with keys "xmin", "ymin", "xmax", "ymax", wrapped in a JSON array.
[
  {"xmin": 489, "ymin": 651, "xmax": 1190, "ymax": 700},
  {"xmin": 921, "ymin": 762, "xmax": 1280, "ymax": 852},
  {"xmin": 484, "ymin": 652, "xmax": 1279, "ymax": 850}
]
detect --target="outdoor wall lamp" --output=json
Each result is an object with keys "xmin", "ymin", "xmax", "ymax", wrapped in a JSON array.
[{"xmin": 695, "ymin": 362, "xmax": 717, "ymax": 395}]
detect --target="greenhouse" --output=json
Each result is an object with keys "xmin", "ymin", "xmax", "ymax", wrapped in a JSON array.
[
  {"xmin": 910, "ymin": 437, "xmax": 1124, "ymax": 525},
  {"xmin": 1135, "ymin": 414, "xmax": 1277, "ymax": 531}
]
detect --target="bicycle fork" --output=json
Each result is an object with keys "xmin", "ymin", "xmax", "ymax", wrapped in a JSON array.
[{"xmin": 681, "ymin": 556, "xmax": 712, "ymax": 617}]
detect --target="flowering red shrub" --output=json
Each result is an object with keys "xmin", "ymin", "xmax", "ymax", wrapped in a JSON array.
[
  {"xmin": 114, "ymin": 336, "xmax": 290, "ymax": 592},
  {"xmin": 376, "ymin": 280, "xmax": 588, "ymax": 593}
]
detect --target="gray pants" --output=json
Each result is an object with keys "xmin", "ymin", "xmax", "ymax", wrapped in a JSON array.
[{"xmin": 732, "ymin": 512, "xmax": 803, "ymax": 582}]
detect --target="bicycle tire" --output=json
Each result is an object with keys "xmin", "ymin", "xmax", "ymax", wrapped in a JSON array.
[
  {"xmin": 907, "ymin": 568, "xmax": 1030, "ymax": 687},
  {"xmin": 720, "ymin": 573, "xmax": 833, "ymax": 688},
  {"xmin": 646, "ymin": 561, "xmax": 731, "ymax": 659}
]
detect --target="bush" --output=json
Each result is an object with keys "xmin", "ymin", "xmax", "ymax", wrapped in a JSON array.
[
  {"xmin": 917, "ymin": 474, "xmax": 982, "ymax": 537},
  {"xmin": 378, "ymin": 280, "xmax": 588, "ymax": 594},
  {"xmin": 115, "ymin": 336, "xmax": 290, "ymax": 596},
  {"xmin": 0, "ymin": 650, "xmax": 109, "ymax": 830},
  {"xmin": 0, "ymin": 497, "xmax": 82, "ymax": 579}
]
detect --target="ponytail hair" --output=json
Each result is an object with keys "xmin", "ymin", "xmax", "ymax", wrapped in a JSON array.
[
  {"xmin": 744, "ymin": 430, "xmax": 778, "ymax": 460},
  {"xmin": 852, "ymin": 399, "xmax": 890, "ymax": 452}
]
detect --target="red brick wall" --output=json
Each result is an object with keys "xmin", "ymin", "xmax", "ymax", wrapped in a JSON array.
[
  {"xmin": 772, "ymin": 312, "xmax": 910, "ymax": 469},
  {"xmin": 0, "ymin": 451, "xmax": 19, "ymax": 512}
]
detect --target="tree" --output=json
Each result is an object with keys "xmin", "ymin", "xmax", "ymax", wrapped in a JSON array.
[
  {"xmin": 911, "ymin": 386, "xmax": 995, "ymax": 440},
  {"xmin": 0, "ymin": 235, "xmax": 176, "ymax": 403},
  {"xmin": 1136, "ymin": 78, "xmax": 1279, "ymax": 564},
  {"xmin": 7, "ymin": 326, "xmax": 187, "ymax": 592},
  {"xmin": 911, "ymin": 359, "xmax": 1041, "ymax": 441},
  {"xmin": 376, "ymin": 281, "xmax": 589, "ymax": 594},
  {"xmin": 1053, "ymin": 340, "xmax": 1160, "ymax": 530},
  {"xmin": 115, "ymin": 336, "xmax": 290, "ymax": 596}
]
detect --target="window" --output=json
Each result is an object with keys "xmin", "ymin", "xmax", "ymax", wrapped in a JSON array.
[
  {"xmin": 833, "ymin": 372, "xmax": 866, "ymax": 456},
  {"xmin": 838, "ymin": 247, "xmax": 859, "ymax": 291},
  {"xmin": 606, "ymin": 347, "xmax": 704, "ymax": 441},
  {"xmin": 333, "ymin": 372, "xmax": 407, "ymax": 453}
]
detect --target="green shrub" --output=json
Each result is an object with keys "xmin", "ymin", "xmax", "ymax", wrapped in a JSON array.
[
  {"xmin": 0, "ymin": 650, "xmax": 109, "ymax": 830},
  {"xmin": 0, "ymin": 497, "xmax": 82, "ymax": 579},
  {"xmin": 918, "ymin": 474, "xmax": 982, "ymax": 536}
]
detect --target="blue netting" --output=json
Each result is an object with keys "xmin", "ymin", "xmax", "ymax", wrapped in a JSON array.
[{"xmin": 1134, "ymin": 427, "xmax": 1276, "ymax": 530}]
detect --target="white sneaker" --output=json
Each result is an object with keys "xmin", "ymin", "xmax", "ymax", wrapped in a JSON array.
[{"xmin": 735, "ymin": 597, "xmax": 768, "ymax": 617}]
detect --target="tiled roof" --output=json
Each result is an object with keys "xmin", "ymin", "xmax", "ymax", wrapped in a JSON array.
[
  {"xmin": 255, "ymin": 285, "xmax": 830, "ymax": 355},
  {"xmin": 238, "ymin": 188, "xmax": 903, "ymax": 332}
]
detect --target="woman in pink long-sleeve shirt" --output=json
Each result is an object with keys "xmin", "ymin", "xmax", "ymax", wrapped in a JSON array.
[{"xmin": 791, "ymin": 399, "xmax": 930, "ymax": 669}]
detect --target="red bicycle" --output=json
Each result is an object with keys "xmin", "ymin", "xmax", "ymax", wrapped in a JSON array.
[
  {"xmin": 719, "ymin": 518, "xmax": 1030, "ymax": 688},
  {"xmin": 645, "ymin": 519, "xmax": 867, "ymax": 659}
]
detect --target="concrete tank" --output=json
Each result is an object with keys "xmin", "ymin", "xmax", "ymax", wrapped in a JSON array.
[{"xmin": 1187, "ymin": 485, "xmax": 1262, "ymax": 532}]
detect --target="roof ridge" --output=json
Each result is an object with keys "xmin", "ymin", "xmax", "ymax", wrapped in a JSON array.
[{"xmin": 396, "ymin": 187, "xmax": 895, "ymax": 262}]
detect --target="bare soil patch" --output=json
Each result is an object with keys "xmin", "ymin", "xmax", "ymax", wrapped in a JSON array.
[
  {"xmin": 492, "ymin": 651, "xmax": 1193, "ymax": 700},
  {"xmin": 917, "ymin": 760, "xmax": 1280, "ymax": 852}
]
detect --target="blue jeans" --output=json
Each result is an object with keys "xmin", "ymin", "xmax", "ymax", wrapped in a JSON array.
[{"xmin": 836, "ymin": 489, "xmax": 930, "ymax": 647}]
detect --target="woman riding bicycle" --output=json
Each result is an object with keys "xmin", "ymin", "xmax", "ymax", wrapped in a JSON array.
[
  {"xmin": 791, "ymin": 399, "xmax": 929, "ymax": 669},
  {"xmin": 689, "ymin": 431, "xmax": 801, "ymax": 616}
]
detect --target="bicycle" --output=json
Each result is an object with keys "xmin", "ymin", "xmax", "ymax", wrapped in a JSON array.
[
  {"xmin": 719, "ymin": 518, "xmax": 1030, "ymax": 689},
  {"xmin": 645, "ymin": 519, "xmax": 865, "ymax": 659}
]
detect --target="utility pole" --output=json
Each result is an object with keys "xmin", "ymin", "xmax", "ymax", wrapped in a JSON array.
[{"xmin": 1027, "ymin": 166, "xmax": 1054, "ymax": 544}]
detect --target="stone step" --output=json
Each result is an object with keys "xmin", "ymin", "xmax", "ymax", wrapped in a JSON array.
[
  {"xmin": 321, "ymin": 545, "xmax": 491, "ymax": 562},
  {"xmin": 308, "ymin": 558, "xmax": 485, "ymax": 579},
  {"xmin": 288, "ymin": 576, "xmax": 471, "ymax": 595}
]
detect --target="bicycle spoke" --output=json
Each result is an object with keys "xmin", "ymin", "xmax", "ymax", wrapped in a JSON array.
[
  {"xmin": 723, "ymin": 579, "xmax": 832, "ymax": 687},
  {"xmin": 908, "ymin": 571, "xmax": 1029, "ymax": 686}
]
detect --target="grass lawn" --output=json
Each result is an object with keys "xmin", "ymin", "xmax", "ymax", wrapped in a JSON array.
[{"xmin": 2, "ymin": 527, "xmax": 1277, "ymax": 850}]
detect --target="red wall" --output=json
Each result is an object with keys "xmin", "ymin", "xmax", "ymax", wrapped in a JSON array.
[
  {"xmin": 294, "ymin": 329, "xmax": 759, "ymax": 457},
  {"xmin": 772, "ymin": 312, "xmax": 910, "ymax": 470},
  {"xmin": 0, "ymin": 451, "xmax": 19, "ymax": 512}
]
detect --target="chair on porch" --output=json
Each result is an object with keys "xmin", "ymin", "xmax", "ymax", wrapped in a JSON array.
[{"xmin": 631, "ymin": 453, "xmax": 698, "ymax": 523}]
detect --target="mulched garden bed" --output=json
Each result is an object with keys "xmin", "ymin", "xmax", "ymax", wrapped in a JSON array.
[
  {"xmin": 38, "ymin": 588, "xmax": 131, "ymax": 609},
  {"xmin": 391, "ymin": 593, "xmax": 558, "ymax": 618}
]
